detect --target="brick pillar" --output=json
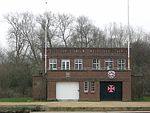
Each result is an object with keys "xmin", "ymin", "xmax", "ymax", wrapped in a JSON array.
[{"xmin": 32, "ymin": 75, "xmax": 46, "ymax": 100}]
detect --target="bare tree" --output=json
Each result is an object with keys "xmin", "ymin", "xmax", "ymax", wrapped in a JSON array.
[
  {"xmin": 37, "ymin": 12, "xmax": 58, "ymax": 48},
  {"xmin": 20, "ymin": 13, "xmax": 40, "ymax": 65},
  {"xmin": 104, "ymin": 22, "xmax": 128, "ymax": 48},
  {"xmin": 71, "ymin": 16, "xmax": 94, "ymax": 47},
  {"xmin": 69, "ymin": 16, "xmax": 106, "ymax": 48},
  {"xmin": 56, "ymin": 14, "xmax": 75, "ymax": 47},
  {"xmin": 89, "ymin": 26, "xmax": 106, "ymax": 48},
  {"xmin": 5, "ymin": 12, "xmax": 41, "ymax": 65},
  {"xmin": 4, "ymin": 13, "xmax": 29, "ymax": 63}
]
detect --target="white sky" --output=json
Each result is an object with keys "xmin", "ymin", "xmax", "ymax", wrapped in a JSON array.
[{"xmin": 0, "ymin": 0, "xmax": 150, "ymax": 48}]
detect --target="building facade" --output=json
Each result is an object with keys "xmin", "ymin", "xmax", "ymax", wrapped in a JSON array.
[{"xmin": 33, "ymin": 48, "xmax": 131, "ymax": 101}]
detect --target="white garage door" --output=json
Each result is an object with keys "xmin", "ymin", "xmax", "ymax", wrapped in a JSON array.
[{"xmin": 56, "ymin": 82, "xmax": 79, "ymax": 100}]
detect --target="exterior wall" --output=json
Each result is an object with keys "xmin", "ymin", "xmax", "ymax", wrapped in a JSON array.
[
  {"xmin": 47, "ymin": 48, "xmax": 128, "ymax": 70},
  {"xmin": 32, "ymin": 75, "xmax": 46, "ymax": 100},
  {"xmin": 123, "ymin": 79, "xmax": 131, "ymax": 101},
  {"xmin": 79, "ymin": 81, "xmax": 99, "ymax": 101},
  {"xmin": 47, "ymin": 81, "xmax": 56, "ymax": 100},
  {"xmin": 47, "ymin": 71, "xmax": 131, "ymax": 101},
  {"xmin": 33, "ymin": 48, "xmax": 131, "ymax": 101}
]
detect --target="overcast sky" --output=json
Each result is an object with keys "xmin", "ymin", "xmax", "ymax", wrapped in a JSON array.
[{"xmin": 0, "ymin": 0, "xmax": 150, "ymax": 48}]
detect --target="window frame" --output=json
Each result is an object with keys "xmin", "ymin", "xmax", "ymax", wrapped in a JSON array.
[
  {"xmin": 74, "ymin": 59, "xmax": 83, "ymax": 70},
  {"xmin": 61, "ymin": 59, "xmax": 70, "ymax": 70},
  {"xmin": 117, "ymin": 59, "xmax": 126, "ymax": 70},
  {"xmin": 92, "ymin": 58, "xmax": 100, "ymax": 70},
  {"xmin": 49, "ymin": 59, "xmax": 57, "ymax": 70},
  {"xmin": 84, "ymin": 81, "xmax": 89, "ymax": 93},
  {"xmin": 90, "ymin": 81, "xmax": 95, "ymax": 93},
  {"xmin": 105, "ymin": 58, "xmax": 114, "ymax": 70}
]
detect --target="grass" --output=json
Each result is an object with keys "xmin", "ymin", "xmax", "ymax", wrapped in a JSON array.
[
  {"xmin": 133, "ymin": 96, "xmax": 150, "ymax": 102},
  {"xmin": 0, "ymin": 105, "xmax": 44, "ymax": 112},
  {"xmin": 0, "ymin": 97, "xmax": 32, "ymax": 102},
  {"xmin": 142, "ymin": 96, "xmax": 150, "ymax": 101},
  {"xmin": 0, "ymin": 96, "xmax": 150, "ymax": 102}
]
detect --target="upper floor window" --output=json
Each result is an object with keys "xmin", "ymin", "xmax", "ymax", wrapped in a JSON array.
[
  {"xmin": 74, "ymin": 59, "xmax": 83, "ymax": 70},
  {"xmin": 105, "ymin": 58, "xmax": 113, "ymax": 70},
  {"xmin": 49, "ymin": 59, "xmax": 57, "ymax": 70},
  {"xmin": 117, "ymin": 59, "xmax": 126, "ymax": 70},
  {"xmin": 61, "ymin": 59, "xmax": 70, "ymax": 70},
  {"xmin": 92, "ymin": 59, "xmax": 100, "ymax": 70}
]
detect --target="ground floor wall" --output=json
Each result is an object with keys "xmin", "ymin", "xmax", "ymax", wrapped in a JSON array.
[
  {"xmin": 47, "ymin": 79, "xmax": 131, "ymax": 101},
  {"xmin": 33, "ymin": 71, "xmax": 131, "ymax": 101}
]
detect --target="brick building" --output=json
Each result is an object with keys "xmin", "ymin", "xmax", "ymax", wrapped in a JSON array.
[{"xmin": 33, "ymin": 48, "xmax": 131, "ymax": 101}]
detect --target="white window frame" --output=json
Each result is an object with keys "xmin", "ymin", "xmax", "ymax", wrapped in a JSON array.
[
  {"xmin": 90, "ymin": 81, "xmax": 95, "ymax": 93},
  {"xmin": 92, "ymin": 59, "xmax": 100, "ymax": 70},
  {"xmin": 84, "ymin": 81, "xmax": 89, "ymax": 93},
  {"xmin": 117, "ymin": 59, "xmax": 126, "ymax": 70},
  {"xmin": 49, "ymin": 59, "xmax": 57, "ymax": 70},
  {"xmin": 61, "ymin": 59, "xmax": 70, "ymax": 70},
  {"xmin": 74, "ymin": 59, "xmax": 83, "ymax": 70},
  {"xmin": 105, "ymin": 59, "xmax": 114, "ymax": 70}
]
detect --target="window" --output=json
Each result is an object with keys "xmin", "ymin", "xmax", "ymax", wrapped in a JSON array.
[
  {"xmin": 61, "ymin": 59, "xmax": 70, "ymax": 70},
  {"xmin": 74, "ymin": 59, "xmax": 83, "ymax": 70},
  {"xmin": 91, "ymin": 82, "xmax": 95, "ymax": 92},
  {"xmin": 84, "ymin": 81, "xmax": 89, "ymax": 93},
  {"xmin": 49, "ymin": 59, "xmax": 57, "ymax": 70},
  {"xmin": 117, "ymin": 59, "xmax": 126, "ymax": 70},
  {"xmin": 105, "ymin": 59, "xmax": 113, "ymax": 70},
  {"xmin": 92, "ymin": 59, "xmax": 100, "ymax": 70}
]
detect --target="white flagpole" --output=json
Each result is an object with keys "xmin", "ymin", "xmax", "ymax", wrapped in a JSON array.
[
  {"xmin": 127, "ymin": 0, "xmax": 130, "ymax": 70},
  {"xmin": 44, "ymin": 0, "xmax": 47, "ymax": 74}
]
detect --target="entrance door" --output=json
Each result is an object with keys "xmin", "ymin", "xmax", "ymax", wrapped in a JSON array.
[{"xmin": 100, "ymin": 81, "xmax": 122, "ymax": 101}]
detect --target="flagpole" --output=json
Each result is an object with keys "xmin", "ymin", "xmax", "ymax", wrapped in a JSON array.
[
  {"xmin": 44, "ymin": 0, "xmax": 47, "ymax": 74},
  {"xmin": 127, "ymin": 0, "xmax": 130, "ymax": 70}
]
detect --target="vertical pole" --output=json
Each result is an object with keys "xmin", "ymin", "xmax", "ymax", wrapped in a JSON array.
[
  {"xmin": 44, "ymin": 0, "xmax": 48, "ymax": 101},
  {"xmin": 127, "ymin": 0, "xmax": 130, "ymax": 70},
  {"xmin": 44, "ymin": 1, "xmax": 47, "ymax": 74}
]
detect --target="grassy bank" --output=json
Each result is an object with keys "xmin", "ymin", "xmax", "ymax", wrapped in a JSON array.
[
  {"xmin": 0, "ymin": 96, "xmax": 150, "ymax": 102},
  {"xmin": 143, "ymin": 96, "xmax": 150, "ymax": 101},
  {"xmin": 0, "ymin": 105, "xmax": 45, "ymax": 113},
  {"xmin": 0, "ymin": 97, "xmax": 32, "ymax": 102},
  {"xmin": 133, "ymin": 96, "xmax": 150, "ymax": 102}
]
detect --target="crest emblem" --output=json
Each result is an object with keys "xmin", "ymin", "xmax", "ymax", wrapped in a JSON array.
[{"xmin": 108, "ymin": 71, "xmax": 115, "ymax": 79}]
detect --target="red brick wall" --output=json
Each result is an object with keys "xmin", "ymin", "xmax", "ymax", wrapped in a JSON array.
[
  {"xmin": 36, "ymin": 48, "xmax": 132, "ymax": 101},
  {"xmin": 79, "ymin": 81, "xmax": 99, "ymax": 101},
  {"xmin": 47, "ymin": 71, "xmax": 131, "ymax": 101},
  {"xmin": 32, "ymin": 75, "xmax": 46, "ymax": 100},
  {"xmin": 47, "ymin": 81, "xmax": 56, "ymax": 99},
  {"xmin": 123, "ymin": 80, "xmax": 131, "ymax": 101}
]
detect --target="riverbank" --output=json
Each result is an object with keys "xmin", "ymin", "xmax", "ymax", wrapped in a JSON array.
[{"xmin": 0, "ymin": 102, "xmax": 150, "ymax": 112}]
